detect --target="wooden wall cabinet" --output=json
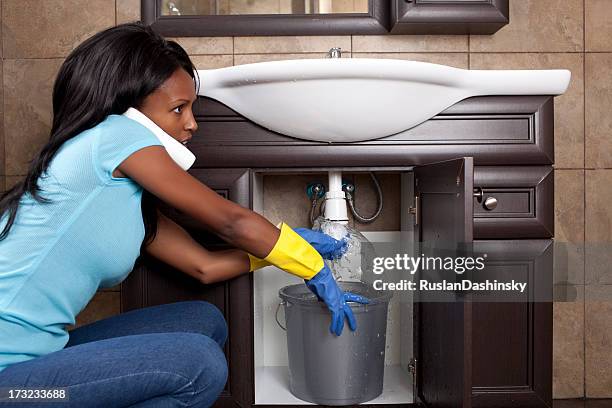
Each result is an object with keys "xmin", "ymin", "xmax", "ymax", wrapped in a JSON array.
[
  {"xmin": 122, "ymin": 94, "xmax": 555, "ymax": 408},
  {"xmin": 391, "ymin": 0, "xmax": 509, "ymax": 35},
  {"xmin": 142, "ymin": 0, "xmax": 509, "ymax": 36}
]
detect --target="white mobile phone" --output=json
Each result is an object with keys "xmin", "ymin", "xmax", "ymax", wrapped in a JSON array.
[{"xmin": 122, "ymin": 107, "xmax": 196, "ymax": 171}]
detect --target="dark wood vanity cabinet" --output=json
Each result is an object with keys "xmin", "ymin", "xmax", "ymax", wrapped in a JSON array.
[{"xmin": 121, "ymin": 95, "xmax": 555, "ymax": 408}]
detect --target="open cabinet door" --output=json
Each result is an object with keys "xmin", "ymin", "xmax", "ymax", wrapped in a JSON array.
[{"xmin": 414, "ymin": 157, "xmax": 473, "ymax": 408}]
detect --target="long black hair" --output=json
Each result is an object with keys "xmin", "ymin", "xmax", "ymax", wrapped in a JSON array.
[{"xmin": 0, "ymin": 22, "xmax": 197, "ymax": 249}]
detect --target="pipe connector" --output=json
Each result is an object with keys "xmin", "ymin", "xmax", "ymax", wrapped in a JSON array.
[{"xmin": 324, "ymin": 171, "xmax": 349, "ymax": 224}]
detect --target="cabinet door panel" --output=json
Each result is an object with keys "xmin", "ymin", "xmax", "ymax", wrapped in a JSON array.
[
  {"xmin": 121, "ymin": 168, "xmax": 252, "ymax": 408},
  {"xmin": 471, "ymin": 240, "xmax": 553, "ymax": 408},
  {"xmin": 414, "ymin": 157, "xmax": 474, "ymax": 408}
]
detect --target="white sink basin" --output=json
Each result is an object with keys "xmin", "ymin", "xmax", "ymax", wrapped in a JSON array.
[{"xmin": 197, "ymin": 59, "xmax": 570, "ymax": 143}]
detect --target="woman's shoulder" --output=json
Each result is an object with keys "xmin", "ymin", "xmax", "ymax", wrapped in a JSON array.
[
  {"xmin": 90, "ymin": 113, "xmax": 163, "ymax": 180},
  {"xmin": 92, "ymin": 114, "xmax": 157, "ymax": 140},
  {"xmin": 96, "ymin": 114, "xmax": 151, "ymax": 133}
]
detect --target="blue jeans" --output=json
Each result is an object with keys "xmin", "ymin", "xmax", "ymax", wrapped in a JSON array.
[{"xmin": 0, "ymin": 300, "xmax": 229, "ymax": 407}]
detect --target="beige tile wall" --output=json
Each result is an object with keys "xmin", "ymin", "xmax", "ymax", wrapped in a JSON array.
[{"xmin": 2, "ymin": 0, "xmax": 611, "ymax": 399}]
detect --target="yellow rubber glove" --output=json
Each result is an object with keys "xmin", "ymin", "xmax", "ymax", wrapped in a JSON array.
[
  {"xmin": 257, "ymin": 222, "xmax": 324, "ymax": 279},
  {"xmin": 247, "ymin": 223, "xmax": 349, "ymax": 272},
  {"xmin": 247, "ymin": 253, "xmax": 270, "ymax": 272},
  {"xmin": 251, "ymin": 222, "xmax": 369, "ymax": 336}
]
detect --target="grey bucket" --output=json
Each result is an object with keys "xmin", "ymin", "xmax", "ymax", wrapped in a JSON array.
[{"xmin": 278, "ymin": 282, "xmax": 393, "ymax": 406}]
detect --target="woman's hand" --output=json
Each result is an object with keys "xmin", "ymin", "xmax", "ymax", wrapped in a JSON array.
[
  {"xmin": 304, "ymin": 264, "xmax": 370, "ymax": 336},
  {"xmin": 253, "ymin": 222, "xmax": 368, "ymax": 335},
  {"xmin": 293, "ymin": 228, "xmax": 349, "ymax": 260}
]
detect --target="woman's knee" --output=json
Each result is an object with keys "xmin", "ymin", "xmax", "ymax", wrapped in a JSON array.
[
  {"xmin": 177, "ymin": 301, "xmax": 228, "ymax": 347},
  {"xmin": 181, "ymin": 333, "xmax": 228, "ymax": 406}
]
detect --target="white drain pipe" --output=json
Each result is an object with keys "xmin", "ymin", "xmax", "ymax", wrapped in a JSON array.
[{"xmin": 324, "ymin": 171, "xmax": 349, "ymax": 225}]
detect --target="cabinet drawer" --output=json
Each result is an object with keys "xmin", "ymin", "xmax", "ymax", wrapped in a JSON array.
[{"xmin": 473, "ymin": 166, "xmax": 553, "ymax": 239}]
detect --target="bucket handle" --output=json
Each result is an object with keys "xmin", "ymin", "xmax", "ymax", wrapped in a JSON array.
[{"xmin": 275, "ymin": 300, "xmax": 286, "ymax": 331}]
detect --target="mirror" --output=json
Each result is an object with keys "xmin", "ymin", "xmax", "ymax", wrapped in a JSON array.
[
  {"xmin": 142, "ymin": 0, "xmax": 508, "ymax": 37},
  {"xmin": 161, "ymin": 0, "xmax": 369, "ymax": 16},
  {"xmin": 143, "ymin": 0, "xmax": 389, "ymax": 37}
]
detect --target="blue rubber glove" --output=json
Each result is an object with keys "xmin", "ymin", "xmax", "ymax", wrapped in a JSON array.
[
  {"xmin": 305, "ymin": 264, "xmax": 370, "ymax": 336},
  {"xmin": 293, "ymin": 228, "xmax": 349, "ymax": 260}
]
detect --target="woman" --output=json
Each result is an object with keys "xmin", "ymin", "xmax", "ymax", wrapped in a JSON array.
[{"xmin": 0, "ymin": 22, "xmax": 367, "ymax": 407}]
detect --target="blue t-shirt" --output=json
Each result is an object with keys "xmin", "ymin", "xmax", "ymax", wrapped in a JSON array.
[{"xmin": 0, "ymin": 114, "xmax": 163, "ymax": 372}]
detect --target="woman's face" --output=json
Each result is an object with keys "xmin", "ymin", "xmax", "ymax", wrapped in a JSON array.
[{"xmin": 139, "ymin": 68, "xmax": 198, "ymax": 145}]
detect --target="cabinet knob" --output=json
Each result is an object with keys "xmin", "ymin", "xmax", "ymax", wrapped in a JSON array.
[{"xmin": 483, "ymin": 196, "xmax": 498, "ymax": 211}]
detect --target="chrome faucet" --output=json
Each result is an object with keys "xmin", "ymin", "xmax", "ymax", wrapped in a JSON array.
[{"xmin": 328, "ymin": 47, "xmax": 342, "ymax": 58}]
